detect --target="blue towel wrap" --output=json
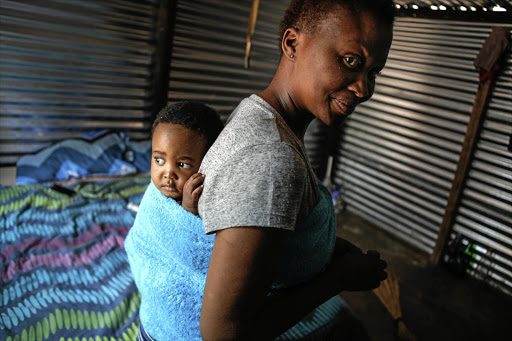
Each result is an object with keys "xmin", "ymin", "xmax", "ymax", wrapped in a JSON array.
[{"xmin": 125, "ymin": 180, "xmax": 339, "ymax": 340}]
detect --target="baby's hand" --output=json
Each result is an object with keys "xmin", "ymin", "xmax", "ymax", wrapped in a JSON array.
[{"xmin": 181, "ymin": 173, "xmax": 205, "ymax": 215}]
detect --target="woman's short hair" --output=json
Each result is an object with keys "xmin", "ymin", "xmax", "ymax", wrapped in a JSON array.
[
  {"xmin": 152, "ymin": 101, "xmax": 224, "ymax": 150},
  {"xmin": 279, "ymin": 0, "xmax": 396, "ymax": 45}
]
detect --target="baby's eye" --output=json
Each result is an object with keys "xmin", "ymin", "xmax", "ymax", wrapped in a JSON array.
[
  {"xmin": 178, "ymin": 162, "xmax": 192, "ymax": 169},
  {"xmin": 154, "ymin": 157, "xmax": 164, "ymax": 165},
  {"xmin": 343, "ymin": 56, "xmax": 362, "ymax": 68}
]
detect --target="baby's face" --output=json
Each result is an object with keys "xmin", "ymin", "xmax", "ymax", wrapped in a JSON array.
[{"xmin": 150, "ymin": 123, "xmax": 207, "ymax": 200}]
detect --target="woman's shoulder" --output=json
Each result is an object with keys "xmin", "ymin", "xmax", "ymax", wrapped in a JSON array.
[
  {"xmin": 226, "ymin": 95, "xmax": 281, "ymax": 136},
  {"xmin": 201, "ymin": 97, "xmax": 282, "ymax": 160}
]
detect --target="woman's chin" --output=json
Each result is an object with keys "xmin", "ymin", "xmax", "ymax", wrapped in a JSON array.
[{"xmin": 329, "ymin": 114, "xmax": 348, "ymax": 129}]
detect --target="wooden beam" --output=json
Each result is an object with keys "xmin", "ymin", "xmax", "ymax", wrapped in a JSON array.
[
  {"xmin": 244, "ymin": 0, "xmax": 260, "ymax": 69},
  {"xmin": 149, "ymin": 0, "xmax": 178, "ymax": 125},
  {"xmin": 431, "ymin": 27, "xmax": 510, "ymax": 265},
  {"xmin": 430, "ymin": 76, "xmax": 494, "ymax": 264}
]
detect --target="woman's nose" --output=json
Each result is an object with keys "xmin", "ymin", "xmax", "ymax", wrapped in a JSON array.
[{"xmin": 347, "ymin": 74, "xmax": 370, "ymax": 100}]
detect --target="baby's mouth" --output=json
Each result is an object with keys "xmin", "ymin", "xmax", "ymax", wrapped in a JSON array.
[{"xmin": 161, "ymin": 183, "xmax": 178, "ymax": 193}]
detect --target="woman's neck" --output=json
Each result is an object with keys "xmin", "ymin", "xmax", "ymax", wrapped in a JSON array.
[{"xmin": 258, "ymin": 80, "xmax": 314, "ymax": 142}]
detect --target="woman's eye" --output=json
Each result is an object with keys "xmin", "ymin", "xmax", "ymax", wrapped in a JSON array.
[
  {"xmin": 343, "ymin": 56, "xmax": 361, "ymax": 68},
  {"xmin": 178, "ymin": 162, "xmax": 192, "ymax": 169},
  {"xmin": 154, "ymin": 157, "xmax": 164, "ymax": 165}
]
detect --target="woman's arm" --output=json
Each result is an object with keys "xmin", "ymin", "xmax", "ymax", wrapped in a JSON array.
[{"xmin": 200, "ymin": 226, "xmax": 387, "ymax": 340}]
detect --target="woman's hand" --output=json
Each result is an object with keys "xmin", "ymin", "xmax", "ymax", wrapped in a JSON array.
[
  {"xmin": 200, "ymin": 232, "xmax": 387, "ymax": 340},
  {"xmin": 329, "ymin": 237, "xmax": 388, "ymax": 291},
  {"xmin": 181, "ymin": 173, "xmax": 205, "ymax": 215}
]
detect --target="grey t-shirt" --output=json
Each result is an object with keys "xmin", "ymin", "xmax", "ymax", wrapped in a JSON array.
[{"xmin": 198, "ymin": 95, "xmax": 318, "ymax": 233}]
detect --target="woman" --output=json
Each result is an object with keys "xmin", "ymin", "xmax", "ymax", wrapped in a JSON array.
[{"xmin": 198, "ymin": 0, "xmax": 395, "ymax": 340}]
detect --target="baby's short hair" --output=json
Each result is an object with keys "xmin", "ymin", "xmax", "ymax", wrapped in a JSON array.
[{"xmin": 152, "ymin": 101, "xmax": 224, "ymax": 150}]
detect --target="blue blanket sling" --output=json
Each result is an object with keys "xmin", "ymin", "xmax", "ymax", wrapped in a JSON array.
[{"xmin": 125, "ymin": 180, "xmax": 338, "ymax": 340}]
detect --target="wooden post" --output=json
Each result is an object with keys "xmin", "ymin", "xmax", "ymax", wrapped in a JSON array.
[
  {"xmin": 430, "ymin": 77, "xmax": 494, "ymax": 264},
  {"xmin": 149, "ymin": 0, "xmax": 178, "ymax": 125},
  {"xmin": 244, "ymin": 0, "xmax": 260, "ymax": 69},
  {"xmin": 431, "ymin": 27, "xmax": 510, "ymax": 264}
]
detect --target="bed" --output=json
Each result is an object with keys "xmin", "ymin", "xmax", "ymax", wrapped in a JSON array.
[
  {"xmin": 0, "ymin": 131, "xmax": 152, "ymax": 340},
  {"xmin": 0, "ymin": 174, "xmax": 151, "ymax": 340}
]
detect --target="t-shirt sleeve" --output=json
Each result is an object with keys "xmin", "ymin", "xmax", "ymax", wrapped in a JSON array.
[{"xmin": 199, "ymin": 143, "xmax": 307, "ymax": 234}]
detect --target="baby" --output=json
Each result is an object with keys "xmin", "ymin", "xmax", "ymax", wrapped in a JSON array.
[
  {"xmin": 124, "ymin": 101, "xmax": 223, "ymax": 341},
  {"xmin": 149, "ymin": 101, "xmax": 223, "ymax": 213}
]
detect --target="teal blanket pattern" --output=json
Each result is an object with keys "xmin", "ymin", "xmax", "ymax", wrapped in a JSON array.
[
  {"xmin": 125, "ymin": 180, "xmax": 339, "ymax": 341},
  {"xmin": 0, "ymin": 175, "xmax": 150, "ymax": 340}
]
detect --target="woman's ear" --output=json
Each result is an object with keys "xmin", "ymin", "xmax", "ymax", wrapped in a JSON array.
[{"xmin": 281, "ymin": 28, "xmax": 299, "ymax": 61}]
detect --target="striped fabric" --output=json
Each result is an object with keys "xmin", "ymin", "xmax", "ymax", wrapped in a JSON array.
[{"xmin": 0, "ymin": 176, "xmax": 150, "ymax": 340}]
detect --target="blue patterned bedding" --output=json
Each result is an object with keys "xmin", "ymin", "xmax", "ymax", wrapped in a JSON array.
[
  {"xmin": 0, "ymin": 175, "xmax": 150, "ymax": 340},
  {"xmin": 15, "ymin": 132, "xmax": 151, "ymax": 185}
]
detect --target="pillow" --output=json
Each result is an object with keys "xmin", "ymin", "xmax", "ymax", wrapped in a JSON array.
[
  {"xmin": 16, "ymin": 132, "xmax": 138, "ymax": 184},
  {"xmin": 125, "ymin": 138, "xmax": 152, "ymax": 173}
]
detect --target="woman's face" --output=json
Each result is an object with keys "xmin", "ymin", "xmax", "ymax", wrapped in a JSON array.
[
  {"xmin": 151, "ymin": 123, "xmax": 206, "ymax": 200},
  {"xmin": 290, "ymin": 7, "xmax": 393, "ymax": 128}
]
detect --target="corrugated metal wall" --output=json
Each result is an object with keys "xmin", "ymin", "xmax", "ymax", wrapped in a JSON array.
[
  {"xmin": 167, "ymin": 0, "xmax": 286, "ymax": 121},
  {"xmin": 395, "ymin": 0, "xmax": 510, "ymax": 8},
  {"xmin": 0, "ymin": 0, "xmax": 158, "ymax": 166},
  {"xmin": 332, "ymin": 18, "xmax": 511, "ymax": 292}
]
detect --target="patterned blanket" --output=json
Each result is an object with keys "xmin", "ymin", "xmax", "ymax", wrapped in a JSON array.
[{"xmin": 0, "ymin": 175, "xmax": 150, "ymax": 340}]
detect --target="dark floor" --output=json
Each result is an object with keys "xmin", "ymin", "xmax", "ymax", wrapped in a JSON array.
[{"xmin": 336, "ymin": 211, "xmax": 512, "ymax": 341}]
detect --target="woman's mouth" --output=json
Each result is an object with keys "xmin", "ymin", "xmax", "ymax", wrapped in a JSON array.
[{"xmin": 332, "ymin": 98, "xmax": 356, "ymax": 116}]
